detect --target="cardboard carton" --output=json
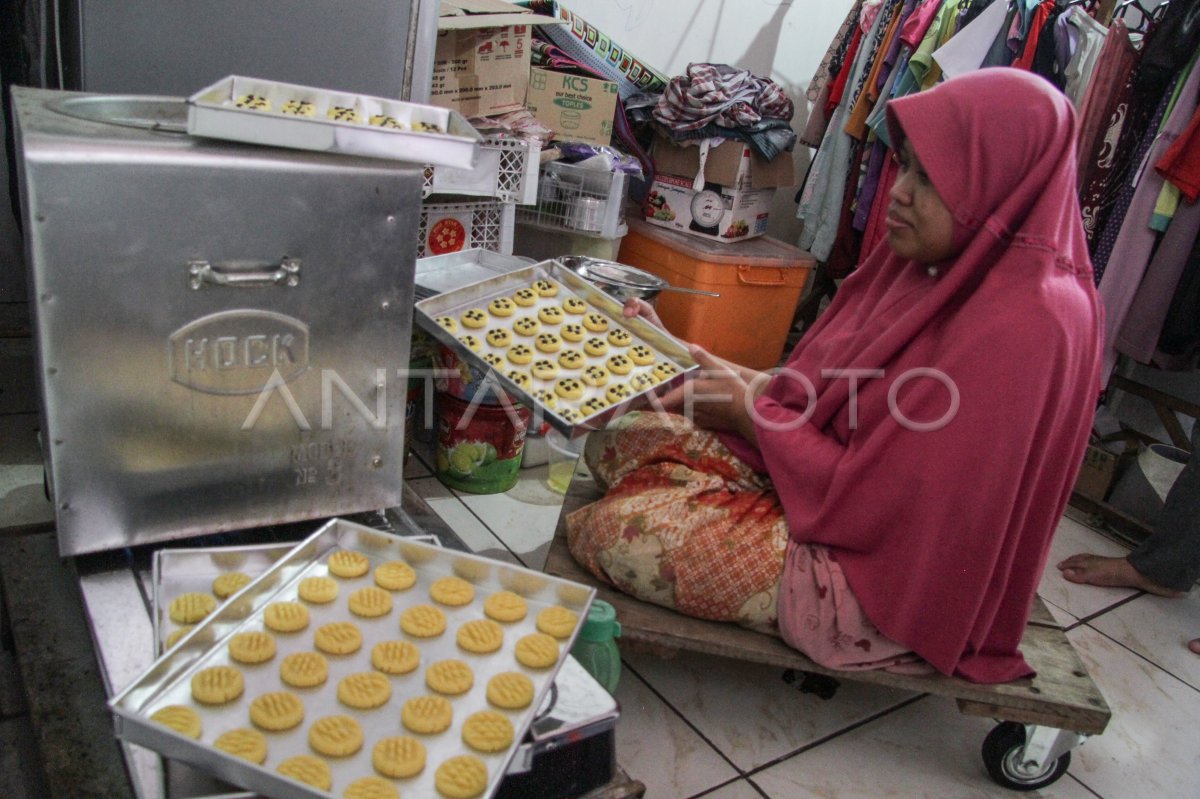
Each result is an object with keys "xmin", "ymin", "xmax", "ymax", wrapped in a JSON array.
[
  {"xmin": 644, "ymin": 133, "xmax": 794, "ymax": 243},
  {"xmin": 432, "ymin": 0, "xmax": 559, "ymax": 118},
  {"xmin": 1073, "ymin": 441, "xmax": 1120, "ymax": 502},
  {"xmin": 524, "ymin": 66, "xmax": 619, "ymax": 147}
]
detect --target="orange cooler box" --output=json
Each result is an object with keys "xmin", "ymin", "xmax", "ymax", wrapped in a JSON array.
[{"xmin": 618, "ymin": 218, "xmax": 814, "ymax": 369}]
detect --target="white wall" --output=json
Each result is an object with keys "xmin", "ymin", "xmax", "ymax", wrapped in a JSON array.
[{"xmin": 558, "ymin": 0, "xmax": 858, "ymax": 244}]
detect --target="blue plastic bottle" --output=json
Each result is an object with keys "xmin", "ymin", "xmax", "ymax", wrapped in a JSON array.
[{"xmin": 570, "ymin": 599, "xmax": 622, "ymax": 694}]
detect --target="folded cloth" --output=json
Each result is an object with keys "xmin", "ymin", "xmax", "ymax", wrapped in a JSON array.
[
  {"xmin": 654, "ymin": 63, "xmax": 794, "ymax": 135},
  {"xmin": 664, "ymin": 118, "xmax": 797, "ymax": 162}
]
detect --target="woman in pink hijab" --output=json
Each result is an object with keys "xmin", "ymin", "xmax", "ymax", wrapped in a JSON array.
[{"xmin": 566, "ymin": 68, "xmax": 1103, "ymax": 684}]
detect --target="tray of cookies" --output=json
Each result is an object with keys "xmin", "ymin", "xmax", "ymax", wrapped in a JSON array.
[
  {"xmin": 111, "ymin": 518, "xmax": 596, "ymax": 799},
  {"xmin": 187, "ymin": 75, "xmax": 481, "ymax": 169},
  {"xmin": 414, "ymin": 258, "xmax": 699, "ymax": 437}
]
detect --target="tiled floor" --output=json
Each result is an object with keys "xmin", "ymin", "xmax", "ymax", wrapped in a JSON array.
[{"xmin": 403, "ymin": 438, "xmax": 1200, "ymax": 799}]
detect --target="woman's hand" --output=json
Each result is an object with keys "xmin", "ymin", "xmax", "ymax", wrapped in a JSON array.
[
  {"xmin": 621, "ymin": 298, "xmax": 666, "ymax": 331},
  {"xmin": 658, "ymin": 345, "xmax": 769, "ymax": 445}
]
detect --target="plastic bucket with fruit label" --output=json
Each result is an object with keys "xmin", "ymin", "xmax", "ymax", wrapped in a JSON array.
[{"xmin": 435, "ymin": 391, "xmax": 531, "ymax": 494}]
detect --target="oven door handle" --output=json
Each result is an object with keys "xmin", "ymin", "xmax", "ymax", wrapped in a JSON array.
[{"xmin": 188, "ymin": 257, "xmax": 301, "ymax": 289}]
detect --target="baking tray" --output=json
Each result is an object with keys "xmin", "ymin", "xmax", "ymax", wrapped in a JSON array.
[
  {"xmin": 111, "ymin": 518, "xmax": 597, "ymax": 799},
  {"xmin": 414, "ymin": 259, "xmax": 699, "ymax": 437},
  {"xmin": 187, "ymin": 75, "xmax": 481, "ymax": 169},
  {"xmin": 415, "ymin": 249, "xmax": 535, "ymax": 302}
]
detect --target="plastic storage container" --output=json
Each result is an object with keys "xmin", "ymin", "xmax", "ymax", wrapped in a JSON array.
[
  {"xmin": 618, "ymin": 218, "xmax": 815, "ymax": 370},
  {"xmin": 570, "ymin": 599, "xmax": 622, "ymax": 694}
]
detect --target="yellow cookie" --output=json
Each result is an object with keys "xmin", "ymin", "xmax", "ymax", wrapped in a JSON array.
[
  {"xmin": 436, "ymin": 316, "xmax": 457, "ymax": 333},
  {"xmin": 507, "ymin": 370, "xmax": 532, "ymax": 391},
  {"xmin": 371, "ymin": 640, "xmax": 421, "ymax": 675},
  {"xmin": 582, "ymin": 397, "xmax": 609, "ymax": 416},
  {"xmin": 583, "ymin": 337, "xmax": 609, "ymax": 357},
  {"xmin": 298, "ymin": 576, "xmax": 339, "ymax": 604},
  {"xmin": 512, "ymin": 317, "xmax": 540, "ymax": 337},
  {"xmin": 327, "ymin": 550, "xmax": 370, "ymax": 578},
  {"xmin": 344, "ymin": 776, "xmax": 401, "ymax": 799},
  {"xmin": 630, "ymin": 372, "xmax": 660, "ymax": 391},
  {"xmin": 213, "ymin": 727, "xmax": 268, "ymax": 764},
  {"xmin": 605, "ymin": 384, "xmax": 634, "ymax": 404},
  {"xmin": 556, "ymin": 407, "xmax": 581, "ymax": 423},
  {"xmin": 337, "ymin": 671, "xmax": 393, "ymax": 709},
  {"xmin": 486, "ymin": 672, "xmax": 535, "ymax": 710},
  {"xmin": 191, "ymin": 665, "xmax": 244, "ymax": 705},
  {"xmin": 249, "ymin": 691, "xmax": 305, "ymax": 731},
  {"xmin": 369, "ymin": 113, "xmax": 403, "ymax": 129},
  {"xmin": 531, "ymin": 359, "xmax": 559, "ymax": 381},
  {"xmin": 538, "ymin": 305, "xmax": 565, "ymax": 325},
  {"xmin": 512, "ymin": 288, "xmax": 538, "ymax": 307},
  {"xmin": 535, "ymin": 332, "xmax": 562, "ymax": 354},
  {"xmin": 401, "ymin": 604, "xmax": 447, "ymax": 638},
  {"xmin": 653, "ymin": 362, "xmax": 680, "ymax": 381},
  {"xmin": 554, "ymin": 377, "xmax": 585, "ymax": 400},
  {"xmin": 283, "ymin": 99, "xmax": 317, "ymax": 116},
  {"xmin": 401, "ymin": 695, "xmax": 454, "ymax": 734},
  {"xmin": 582, "ymin": 313, "xmax": 609, "ymax": 333},
  {"xmin": 561, "ymin": 322, "xmax": 586, "ymax": 342},
  {"xmin": 563, "ymin": 297, "xmax": 588, "ymax": 314},
  {"xmin": 164, "ymin": 625, "xmax": 199, "ymax": 650},
  {"xmin": 607, "ymin": 328, "xmax": 634, "ymax": 347},
  {"xmin": 169, "ymin": 592, "xmax": 216, "ymax": 625},
  {"xmin": 373, "ymin": 735, "xmax": 427, "ymax": 779},
  {"xmin": 460, "ymin": 308, "xmax": 488, "ymax": 329},
  {"xmin": 349, "ymin": 586, "xmax": 394, "ymax": 618},
  {"xmin": 374, "ymin": 560, "xmax": 417, "ymax": 591},
  {"xmin": 483, "ymin": 590, "xmax": 528, "ymax": 622},
  {"xmin": 228, "ymin": 631, "xmax": 277, "ymax": 664},
  {"xmin": 488, "ymin": 297, "xmax": 516, "ymax": 317},
  {"xmin": 485, "ymin": 328, "xmax": 512, "ymax": 348},
  {"xmin": 557, "ymin": 349, "xmax": 585, "ymax": 370},
  {"xmin": 235, "ymin": 93, "xmax": 270, "ymax": 110},
  {"xmin": 429, "ymin": 576, "xmax": 475, "ymax": 606},
  {"xmin": 425, "ymin": 658, "xmax": 475, "ymax": 695},
  {"xmin": 263, "ymin": 601, "xmax": 310, "ymax": 633},
  {"xmin": 532, "ymin": 389, "xmax": 557, "ymax": 409},
  {"xmin": 483, "ymin": 352, "xmax": 504, "ymax": 368},
  {"xmin": 458, "ymin": 334, "xmax": 482, "ymax": 353},
  {"xmin": 461, "ymin": 710, "xmax": 514, "ymax": 753},
  {"xmin": 280, "ymin": 651, "xmax": 329, "ymax": 688},
  {"xmin": 536, "ymin": 605, "xmax": 579, "ymax": 638},
  {"xmin": 150, "ymin": 705, "xmax": 202, "ymax": 739},
  {"xmin": 315, "ymin": 621, "xmax": 364, "ymax": 655},
  {"xmin": 533, "ymin": 278, "xmax": 559, "ymax": 297},
  {"xmin": 435, "ymin": 755, "xmax": 489, "ymax": 799},
  {"xmin": 212, "ymin": 572, "xmax": 252, "ymax": 599},
  {"xmin": 582, "ymin": 365, "xmax": 609, "ymax": 388},
  {"xmin": 457, "ymin": 619, "xmax": 504, "ymax": 654},
  {"xmin": 277, "ymin": 755, "xmax": 332, "ymax": 791},
  {"xmin": 506, "ymin": 344, "xmax": 534, "ymax": 365},
  {"xmin": 308, "ymin": 714, "xmax": 364, "ymax": 757},
  {"xmin": 607, "ymin": 354, "xmax": 634, "ymax": 375},
  {"xmin": 628, "ymin": 344, "xmax": 655, "ymax": 365},
  {"xmin": 515, "ymin": 633, "xmax": 560, "ymax": 669},
  {"xmin": 327, "ymin": 105, "xmax": 361, "ymax": 123}
]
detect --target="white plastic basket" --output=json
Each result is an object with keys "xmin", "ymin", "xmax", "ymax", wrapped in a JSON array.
[
  {"xmin": 422, "ymin": 135, "xmax": 540, "ymax": 204},
  {"xmin": 515, "ymin": 160, "xmax": 627, "ymax": 239},
  {"xmin": 418, "ymin": 200, "xmax": 515, "ymax": 258}
]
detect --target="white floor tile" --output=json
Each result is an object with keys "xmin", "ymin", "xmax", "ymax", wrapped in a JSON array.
[
  {"xmin": 455, "ymin": 467, "xmax": 565, "ymax": 570},
  {"xmin": 623, "ymin": 648, "xmax": 916, "ymax": 772},
  {"xmin": 1089, "ymin": 589, "xmax": 1200, "ymax": 692},
  {"xmin": 613, "ymin": 669, "xmax": 742, "ymax": 798},
  {"xmin": 1039, "ymin": 515, "xmax": 1137, "ymax": 621},
  {"xmin": 1066, "ymin": 625, "xmax": 1200, "ymax": 798},
  {"xmin": 749, "ymin": 697, "xmax": 1096, "ymax": 798},
  {"xmin": 697, "ymin": 779, "xmax": 768, "ymax": 798},
  {"xmin": 405, "ymin": 476, "xmax": 518, "ymax": 563}
]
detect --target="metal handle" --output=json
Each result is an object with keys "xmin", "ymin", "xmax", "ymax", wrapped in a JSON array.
[
  {"xmin": 658, "ymin": 284, "xmax": 720, "ymax": 297},
  {"xmin": 188, "ymin": 258, "xmax": 302, "ymax": 290}
]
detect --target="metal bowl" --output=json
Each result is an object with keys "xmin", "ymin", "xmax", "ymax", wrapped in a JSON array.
[{"xmin": 557, "ymin": 256, "xmax": 667, "ymax": 303}]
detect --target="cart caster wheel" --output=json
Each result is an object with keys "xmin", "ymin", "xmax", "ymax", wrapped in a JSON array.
[
  {"xmin": 982, "ymin": 722, "xmax": 1071, "ymax": 791},
  {"xmin": 781, "ymin": 669, "xmax": 839, "ymax": 700}
]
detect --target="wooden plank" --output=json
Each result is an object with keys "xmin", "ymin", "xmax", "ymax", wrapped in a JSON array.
[{"xmin": 549, "ymin": 482, "xmax": 1110, "ymax": 736}]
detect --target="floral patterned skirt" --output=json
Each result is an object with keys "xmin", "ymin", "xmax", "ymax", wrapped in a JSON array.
[{"xmin": 566, "ymin": 412, "xmax": 928, "ymax": 672}]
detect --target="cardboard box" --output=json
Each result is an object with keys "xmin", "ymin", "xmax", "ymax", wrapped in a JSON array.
[
  {"xmin": 432, "ymin": 0, "xmax": 549, "ymax": 118},
  {"xmin": 1073, "ymin": 442, "xmax": 1120, "ymax": 502},
  {"xmin": 525, "ymin": 66, "xmax": 619, "ymax": 147},
  {"xmin": 644, "ymin": 133, "xmax": 794, "ymax": 243}
]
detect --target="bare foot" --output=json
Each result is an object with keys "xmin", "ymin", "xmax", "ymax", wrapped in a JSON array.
[
  {"xmin": 1189, "ymin": 639, "xmax": 1200, "ymax": 656},
  {"xmin": 1056, "ymin": 554, "xmax": 1186, "ymax": 598}
]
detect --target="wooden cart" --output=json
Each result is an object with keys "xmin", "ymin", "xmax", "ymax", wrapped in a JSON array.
[{"xmin": 544, "ymin": 478, "xmax": 1111, "ymax": 792}]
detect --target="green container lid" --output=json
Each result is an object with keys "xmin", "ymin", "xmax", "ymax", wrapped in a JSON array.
[{"xmin": 578, "ymin": 599, "xmax": 621, "ymax": 643}]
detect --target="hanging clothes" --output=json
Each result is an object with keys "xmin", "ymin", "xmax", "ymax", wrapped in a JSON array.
[
  {"xmin": 802, "ymin": 0, "xmax": 868, "ymax": 149},
  {"xmin": 1063, "ymin": 6, "xmax": 1111, "ymax": 108}
]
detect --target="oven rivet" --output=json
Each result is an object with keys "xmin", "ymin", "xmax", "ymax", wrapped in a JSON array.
[{"xmin": 371, "ymin": 456, "xmax": 383, "ymax": 468}]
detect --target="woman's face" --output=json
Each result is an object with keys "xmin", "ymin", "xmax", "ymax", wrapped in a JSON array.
[{"xmin": 886, "ymin": 138, "xmax": 957, "ymax": 265}]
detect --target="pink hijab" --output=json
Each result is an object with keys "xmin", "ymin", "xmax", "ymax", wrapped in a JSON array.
[{"xmin": 724, "ymin": 69, "xmax": 1102, "ymax": 682}]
